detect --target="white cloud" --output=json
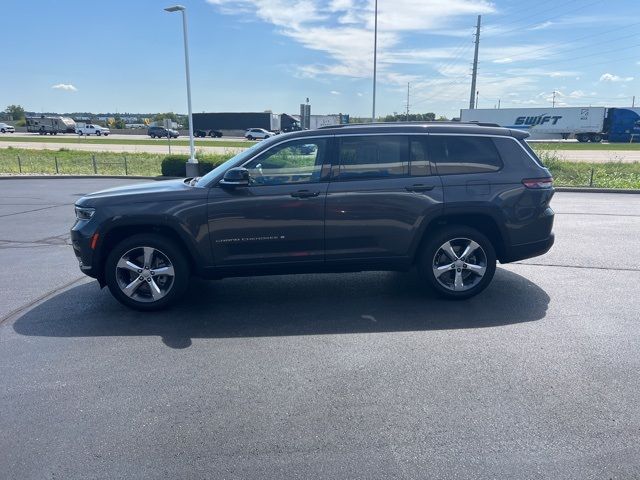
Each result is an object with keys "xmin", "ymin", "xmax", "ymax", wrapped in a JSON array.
[
  {"xmin": 51, "ymin": 83, "xmax": 77, "ymax": 92},
  {"xmin": 599, "ymin": 73, "xmax": 634, "ymax": 83},
  {"xmin": 530, "ymin": 21, "xmax": 553, "ymax": 30},
  {"xmin": 330, "ymin": 90, "xmax": 341, "ymax": 95},
  {"xmin": 493, "ymin": 58, "xmax": 513, "ymax": 64},
  {"xmin": 207, "ymin": 0, "xmax": 494, "ymax": 84}
]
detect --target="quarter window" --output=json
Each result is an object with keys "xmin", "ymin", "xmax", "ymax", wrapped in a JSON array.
[
  {"xmin": 336, "ymin": 135, "xmax": 408, "ymax": 180},
  {"xmin": 429, "ymin": 135, "xmax": 503, "ymax": 174},
  {"xmin": 244, "ymin": 138, "xmax": 327, "ymax": 185}
]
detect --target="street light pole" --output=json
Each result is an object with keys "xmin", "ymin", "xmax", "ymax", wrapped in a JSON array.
[
  {"xmin": 372, "ymin": 0, "xmax": 378, "ymax": 123},
  {"xmin": 165, "ymin": 5, "xmax": 198, "ymax": 177}
]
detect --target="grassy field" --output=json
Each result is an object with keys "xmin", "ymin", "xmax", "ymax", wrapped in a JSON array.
[
  {"xmin": 1, "ymin": 146, "xmax": 639, "ymax": 189},
  {"xmin": 532, "ymin": 142, "xmax": 640, "ymax": 151},
  {"xmin": 0, "ymin": 135, "xmax": 255, "ymax": 149}
]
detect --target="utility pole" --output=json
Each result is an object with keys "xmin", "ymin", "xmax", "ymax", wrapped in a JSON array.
[
  {"xmin": 475, "ymin": 90, "xmax": 479, "ymax": 109},
  {"xmin": 552, "ymin": 90, "xmax": 557, "ymax": 108},
  {"xmin": 633, "ymin": 96, "xmax": 636, "ymax": 107},
  {"xmin": 469, "ymin": 15, "xmax": 481, "ymax": 110},
  {"xmin": 405, "ymin": 82, "xmax": 410, "ymax": 121},
  {"xmin": 498, "ymin": 98, "xmax": 501, "ymax": 109},
  {"xmin": 372, "ymin": 0, "xmax": 378, "ymax": 123}
]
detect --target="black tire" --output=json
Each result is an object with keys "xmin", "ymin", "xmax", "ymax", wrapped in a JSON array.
[
  {"xmin": 418, "ymin": 225, "xmax": 496, "ymax": 300},
  {"xmin": 150, "ymin": 134, "xmax": 156, "ymax": 138},
  {"xmin": 247, "ymin": 135, "xmax": 254, "ymax": 141},
  {"xmin": 105, "ymin": 233, "xmax": 190, "ymax": 311},
  {"xmin": 589, "ymin": 133, "xmax": 602, "ymax": 143},
  {"xmin": 0, "ymin": 128, "xmax": 5, "ymax": 133},
  {"xmin": 576, "ymin": 133, "xmax": 589, "ymax": 143},
  {"xmin": 96, "ymin": 131, "xmax": 101, "ymax": 136}
]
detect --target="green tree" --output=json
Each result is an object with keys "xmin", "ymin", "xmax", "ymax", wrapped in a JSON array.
[
  {"xmin": 112, "ymin": 116, "xmax": 126, "ymax": 129},
  {"xmin": 153, "ymin": 112, "xmax": 188, "ymax": 129},
  {"xmin": 5, "ymin": 104, "xmax": 25, "ymax": 121}
]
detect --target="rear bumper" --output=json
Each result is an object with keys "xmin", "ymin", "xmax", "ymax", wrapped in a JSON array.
[{"xmin": 501, "ymin": 233, "xmax": 555, "ymax": 263}]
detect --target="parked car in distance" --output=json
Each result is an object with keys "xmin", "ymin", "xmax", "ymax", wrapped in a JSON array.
[
  {"xmin": 195, "ymin": 129, "xmax": 223, "ymax": 138},
  {"xmin": 148, "ymin": 126, "xmax": 179, "ymax": 139},
  {"xmin": 0, "ymin": 123, "xmax": 15, "ymax": 133},
  {"xmin": 245, "ymin": 128, "xmax": 273, "ymax": 140},
  {"xmin": 71, "ymin": 122, "xmax": 555, "ymax": 310},
  {"xmin": 76, "ymin": 124, "xmax": 110, "ymax": 136}
]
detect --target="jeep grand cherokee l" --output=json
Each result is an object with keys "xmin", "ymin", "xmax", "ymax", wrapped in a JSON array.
[{"xmin": 71, "ymin": 123, "xmax": 555, "ymax": 310}]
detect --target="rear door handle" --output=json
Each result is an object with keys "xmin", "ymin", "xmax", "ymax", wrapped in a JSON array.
[
  {"xmin": 405, "ymin": 184, "xmax": 435, "ymax": 192},
  {"xmin": 291, "ymin": 190, "xmax": 321, "ymax": 198}
]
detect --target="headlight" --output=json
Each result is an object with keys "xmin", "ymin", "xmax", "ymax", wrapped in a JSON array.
[{"xmin": 75, "ymin": 206, "xmax": 95, "ymax": 220}]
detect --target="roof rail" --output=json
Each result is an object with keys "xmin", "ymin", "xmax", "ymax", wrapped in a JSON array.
[{"xmin": 317, "ymin": 121, "xmax": 501, "ymax": 129}]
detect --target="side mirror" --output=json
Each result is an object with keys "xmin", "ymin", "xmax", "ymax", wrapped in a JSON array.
[{"xmin": 220, "ymin": 167, "xmax": 250, "ymax": 187}]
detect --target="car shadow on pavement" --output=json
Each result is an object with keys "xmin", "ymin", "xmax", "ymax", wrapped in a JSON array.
[{"xmin": 12, "ymin": 268, "xmax": 549, "ymax": 349}]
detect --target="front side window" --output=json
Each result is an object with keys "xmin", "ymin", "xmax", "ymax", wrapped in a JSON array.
[
  {"xmin": 429, "ymin": 135, "xmax": 503, "ymax": 175},
  {"xmin": 244, "ymin": 138, "xmax": 327, "ymax": 185},
  {"xmin": 336, "ymin": 135, "xmax": 408, "ymax": 180}
]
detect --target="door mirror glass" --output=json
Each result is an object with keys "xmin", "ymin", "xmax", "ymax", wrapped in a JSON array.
[{"xmin": 220, "ymin": 167, "xmax": 250, "ymax": 187}]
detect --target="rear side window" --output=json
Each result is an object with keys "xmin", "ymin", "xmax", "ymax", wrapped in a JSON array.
[
  {"xmin": 429, "ymin": 135, "xmax": 503, "ymax": 174},
  {"xmin": 336, "ymin": 135, "xmax": 408, "ymax": 180}
]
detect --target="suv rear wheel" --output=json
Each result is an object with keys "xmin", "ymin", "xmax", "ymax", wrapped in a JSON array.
[
  {"xmin": 105, "ymin": 234, "xmax": 189, "ymax": 311},
  {"xmin": 419, "ymin": 226, "xmax": 496, "ymax": 299}
]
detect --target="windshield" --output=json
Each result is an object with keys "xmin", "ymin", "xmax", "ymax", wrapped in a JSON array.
[{"xmin": 195, "ymin": 141, "xmax": 265, "ymax": 187}]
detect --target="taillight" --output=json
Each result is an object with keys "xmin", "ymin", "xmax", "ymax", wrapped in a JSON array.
[{"xmin": 522, "ymin": 177, "xmax": 553, "ymax": 189}]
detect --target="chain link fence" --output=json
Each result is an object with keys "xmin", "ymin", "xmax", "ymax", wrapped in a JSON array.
[{"xmin": 0, "ymin": 152, "xmax": 165, "ymax": 176}]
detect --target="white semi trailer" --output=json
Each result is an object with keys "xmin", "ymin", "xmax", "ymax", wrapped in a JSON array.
[{"xmin": 460, "ymin": 107, "xmax": 607, "ymax": 142}]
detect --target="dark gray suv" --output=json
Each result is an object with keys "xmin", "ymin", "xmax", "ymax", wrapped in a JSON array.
[{"xmin": 72, "ymin": 123, "xmax": 554, "ymax": 310}]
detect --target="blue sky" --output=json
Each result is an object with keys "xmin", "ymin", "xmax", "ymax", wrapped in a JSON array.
[{"xmin": 2, "ymin": 0, "xmax": 639, "ymax": 118}]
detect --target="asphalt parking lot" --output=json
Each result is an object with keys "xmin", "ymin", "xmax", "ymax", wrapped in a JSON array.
[{"xmin": 1, "ymin": 178, "xmax": 639, "ymax": 478}]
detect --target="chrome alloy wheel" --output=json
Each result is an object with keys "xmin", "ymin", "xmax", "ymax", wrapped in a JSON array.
[
  {"xmin": 115, "ymin": 246, "xmax": 175, "ymax": 303},
  {"xmin": 432, "ymin": 238, "xmax": 488, "ymax": 292}
]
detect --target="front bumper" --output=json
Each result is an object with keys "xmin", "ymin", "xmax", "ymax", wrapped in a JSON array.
[{"xmin": 71, "ymin": 225, "xmax": 99, "ymax": 278}]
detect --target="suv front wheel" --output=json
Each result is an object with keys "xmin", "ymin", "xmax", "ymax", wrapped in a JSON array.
[
  {"xmin": 105, "ymin": 234, "xmax": 189, "ymax": 310},
  {"xmin": 419, "ymin": 226, "xmax": 496, "ymax": 299}
]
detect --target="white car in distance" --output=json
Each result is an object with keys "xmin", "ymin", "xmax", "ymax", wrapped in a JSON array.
[
  {"xmin": 76, "ymin": 124, "xmax": 110, "ymax": 136},
  {"xmin": 0, "ymin": 123, "xmax": 15, "ymax": 133},
  {"xmin": 245, "ymin": 128, "xmax": 274, "ymax": 140}
]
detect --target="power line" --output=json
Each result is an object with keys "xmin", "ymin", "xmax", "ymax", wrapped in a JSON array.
[
  {"xmin": 484, "ymin": 0, "xmax": 603, "ymax": 38},
  {"xmin": 487, "ymin": 0, "xmax": 579, "ymax": 30},
  {"xmin": 486, "ymin": 25, "xmax": 640, "ymax": 65},
  {"xmin": 495, "ymin": 42, "xmax": 640, "ymax": 69}
]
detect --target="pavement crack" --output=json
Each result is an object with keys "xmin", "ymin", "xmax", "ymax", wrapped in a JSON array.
[
  {"xmin": 0, "ymin": 204, "xmax": 67, "ymax": 218},
  {"xmin": 513, "ymin": 262, "xmax": 640, "ymax": 272},
  {"xmin": 0, "ymin": 276, "xmax": 88, "ymax": 326},
  {"xmin": 555, "ymin": 212, "xmax": 640, "ymax": 217}
]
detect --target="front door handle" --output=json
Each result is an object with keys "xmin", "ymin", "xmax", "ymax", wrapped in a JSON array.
[
  {"xmin": 405, "ymin": 184, "xmax": 435, "ymax": 192},
  {"xmin": 291, "ymin": 190, "xmax": 320, "ymax": 198}
]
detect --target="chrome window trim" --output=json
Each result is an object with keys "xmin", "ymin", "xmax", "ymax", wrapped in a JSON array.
[{"xmin": 209, "ymin": 131, "xmax": 540, "ymax": 186}]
